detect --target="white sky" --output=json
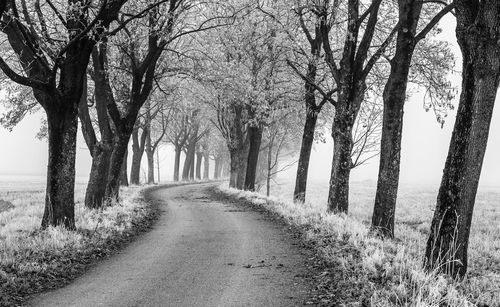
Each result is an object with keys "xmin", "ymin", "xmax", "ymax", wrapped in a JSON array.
[{"xmin": 0, "ymin": 15, "xmax": 499, "ymax": 187}]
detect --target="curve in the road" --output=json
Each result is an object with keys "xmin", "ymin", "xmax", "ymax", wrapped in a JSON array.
[{"xmin": 29, "ymin": 183, "xmax": 315, "ymax": 307}]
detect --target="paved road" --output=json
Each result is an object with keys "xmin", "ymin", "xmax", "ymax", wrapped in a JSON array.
[{"xmin": 29, "ymin": 183, "xmax": 314, "ymax": 307}]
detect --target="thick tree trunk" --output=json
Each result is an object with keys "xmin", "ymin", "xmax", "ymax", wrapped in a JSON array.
[
  {"xmin": 182, "ymin": 141, "xmax": 196, "ymax": 181},
  {"xmin": 327, "ymin": 111, "xmax": 354, "ymax": 214},
  {"xmin": 130, "ymin": 127, "xmax": 147, "ymax": 185},
  {"xmin": 244, "ymin": 126, "xmax": 263, "ymax": 191},
  {"xmin": 425, "ymin": 8, "xmax": 500, "ymax": 278},
  {"xmin": 174, "ymin": 147, "xmax": 182, "ymax": 181},
  {"xmin": 294, "ymin": 106, "xmax": 318, "ymax": 202},
  {"xmin": 42, "ymin": 105, "xmax": 78, "ymax": 229},
  {"xmin": 146, "ymin": 149, "xmax": 154, "ymax": 184},
  {"xmin": 120, "ymin": 148, "xmax": 129, "ymax": 187},
  {"xmin": 106, "ymin": 135, "xmax": 130, "ymax": 200},
  {"xmin": 85, "ymin": 143, "xmax": 112, "ymax": 208},
  {"xmin": 203, "ymin": 152, "xmax": 210, "ymax": 180},
  {"xmin": 195, "ymin": 151, "xmax": 203, "ymax": 180},
  {"xmin": 372, "ymin": 2, "xmax": 419, "ymax": 237},
  {"xmin": 229, "ymin": 149, "xmax": 246, "ymax": 189}
]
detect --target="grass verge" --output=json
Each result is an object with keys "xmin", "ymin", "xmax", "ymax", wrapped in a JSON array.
[
  {"xmin": 216, "ymin": 185, "xmax": 497, "ymax": 307},
  {"xmin": 0, "ymin": 183, "xmax": 184, "ymax": 306}
]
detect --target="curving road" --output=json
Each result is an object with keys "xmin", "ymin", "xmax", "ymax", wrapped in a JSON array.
[{"xmin": 29, "ymin": 183, "xmax": 315, "ymax": 307}]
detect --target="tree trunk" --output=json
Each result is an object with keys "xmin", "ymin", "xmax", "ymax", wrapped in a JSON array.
[
  {"xmin": 266, "ymin": 138, "xmax": 273, "ymax": 197},
  {"xmin": 120, "ymin": 148, "xmax": 129, "ymax": 186},
  {"xmin": 106, "ymin": 135, "xmax": 130, "ymax": 201},
  {"xmin": 425, "ymin": 5, "xmax": 500, "ymax": 278},
  {"xmin": 85, "ymin": 143, "xmax": 112, "ymax": 208},
  {"xmin": 42, "ymin": 105, "xmax": 78, "ymax": 229},
  {"xmin": 327, "ymin": 110, "xmax": 354, "ymax": 214},
  {"xmin": 84, "ymin": 47, "xmax": 114, "ymax": 209},
  {"xmin": 174, "ymin": 147, "xmax": 182, "ymax": 181},
  {"xmin": 130, "ymin": 127, "xmax": 147, "ymax": 185},
  {"xmin": 244, "ymin": 126, "xmax": 263, "ymax": 191},
  {"xmin": 146, "ymin": 148, "xmax": 155, "ymax": 184},
  {"xmin": 294, "ymin": 106, "xmax": 318, "ymax": 202},
  {"xmin": 146, "ymin": 129, "xmax": 155, "ymax": 184},
  {"xmin": 214, "ymin": 157, "xmax": 221, "ymax": 179},
  {"xmin": 203, "ymin": 152, "xmax": 210, "ymax": 180},
  {"xmin": 229, "ymin": 149, "xmax": 246, "ymax": 189},
  {"xmin": 189, "ymin": 148, "xmax": 195, "ymax": 180},
  {"xmin": 182, "ymin": 141, "xmax": 196, "ymax": 181},
  {"xmin": 372, "ymin": 1, "xmax": 420, "ymax": 237},
  {"xmin": 195, "ymin": 151, "xmax": 203, "ymax": 180}
]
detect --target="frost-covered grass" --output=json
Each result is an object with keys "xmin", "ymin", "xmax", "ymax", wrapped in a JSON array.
[
  {"xmin": 220, "ymin": 180, "xmax": 500, "ymax": 306},
  {"xmin": 0, "ymin": 183, "xmax": 156, "ymax": 306}
]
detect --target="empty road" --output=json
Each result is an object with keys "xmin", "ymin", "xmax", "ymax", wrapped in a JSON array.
[{"xmin": 29, "ymin": 183, "xmax": 315, "ymax": 307}]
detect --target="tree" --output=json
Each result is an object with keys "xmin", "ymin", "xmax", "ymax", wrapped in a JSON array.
[
  {"xmin": 0, "ymin": 0, "xmax": 127, "ymax": 228},
  {"xmin": 79, "ymin": 45, "xmax": 115, "ymax": 208},
  {"xmin": 285, "ymin": 1, "xmax": 336, "ymax": 203},
  {"xmin": 319, "ymin": 0, "xmax": 397, "ymax": 213},
  {"xmin": 168, "ymin": 110, "xmax": 192, "ymax": 181},
  {"xmin": 424, "ymin": 0, "xmax": 500, "ymax": 279},
  {"xmin": 145, "ymin": 98, "xmax": 173, "ymax": 184},
  {"xmin": 130, "ymin": 122, "xmax": 148, "ymax": 185},
  {"xmin": 104, "ymin": 0, "xmax": 236, "ymax": 199},
  {"xmin": 370, "ymin": 0, "xmax": 454, "ymax": 238}
]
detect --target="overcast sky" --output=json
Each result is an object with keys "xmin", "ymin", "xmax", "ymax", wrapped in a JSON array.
[{"xmin": 1, "ymin": 15, "xmax": 499, "ymax": 187}]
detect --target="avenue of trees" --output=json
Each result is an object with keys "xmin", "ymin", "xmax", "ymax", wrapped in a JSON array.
[{"xmin": 1, "ymin": 0, "xmax": 499, "ymax": 279}]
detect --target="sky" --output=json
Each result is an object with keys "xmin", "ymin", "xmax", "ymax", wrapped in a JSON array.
[{"xmin": 0, "ymin": 14, "xmax": 499, "ymax": 187}]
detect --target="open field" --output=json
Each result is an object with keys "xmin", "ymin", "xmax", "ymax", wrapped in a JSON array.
[{"xmin": 239, "ymin": 179, "xmax": 500, "ymax": 306}]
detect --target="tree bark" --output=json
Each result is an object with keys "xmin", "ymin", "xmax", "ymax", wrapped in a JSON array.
[
  {"xmin": 85, "ymin": 143, "xmax": 112, "ymax": 208},
  {"xmin": 195, "ymin": 151, "xmax": 203, "ymax": 180},
  {"xmin": 425, "ymin": 1, "xmax": 500, "ymax": 278},
  {"xmin": 120, "ymin": 148, "xmax": 129, "ymax": 187},
  {"xmin": 130, "ymin": 127, "xmax": 147, "ymax": 185},
  {"xmin": 294, "ymin": 106, "xmax": 318, "ymax": 202},
  {"xmin": 42, "ymin": 104, "xmax": 78, "ymax": 229},
  {"xmin": 229, "ymin": 148, "xmax": 247, "ymax": 189},
  {"xmin": 266, "ymin": 138, "xmax": 273, "ymax": 197},
  {"xmin": 327, "ymin": 110, "xmax": 354, "ymax": 214},
  {"xmin": 146, "ymin": 132, "xmax": 155, "ymax": 184},
  {"xmin": 244, "ymin": 126, "xmax": 263, "ymax": 191},
  {"xmin": 182, "ymin": 142, "xmax": 196, "ymax": 181},
  {"xmin": 106, "ymin": 135, "xmax": 130, "ymax": 200},
  {"xmin": 174, "ymin": 147, "xmax": 182, "ymax": 181},
  {"xmin": 371, "ymin": 0, "xmax": 421, "ymax": 237}
]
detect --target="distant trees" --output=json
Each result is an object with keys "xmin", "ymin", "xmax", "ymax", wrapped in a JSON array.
[{"xmin": 424, "ymin": 0, "xmax": 500, "ymax": 278}]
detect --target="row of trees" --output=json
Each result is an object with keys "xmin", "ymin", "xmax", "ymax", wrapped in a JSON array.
[
  {"xmin": 196, "ymin": 0, "xmax": 500, "ymax": 280},
  {"xmin": 1, "ymin": 0, "xmax": 499, "ymax": 280}
]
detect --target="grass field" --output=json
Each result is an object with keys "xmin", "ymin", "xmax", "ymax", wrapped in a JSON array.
[
  {"xmin": 0, "ymin": 178, "xmax": 154, "ymax": 305},
  {"xmin": 243, "ymin": 178, "xmax": 500, "ymax": 306}
]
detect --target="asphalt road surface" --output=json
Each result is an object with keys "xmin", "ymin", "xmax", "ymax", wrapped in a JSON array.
[{"xmin": 29, "ymin": 183, "xmax": 315, "ymax": 307}]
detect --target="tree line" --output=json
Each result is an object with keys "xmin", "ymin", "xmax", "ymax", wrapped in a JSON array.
[{"xmin": 1, "ymin": 0, "xmax": 499, "ymax": 280}]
